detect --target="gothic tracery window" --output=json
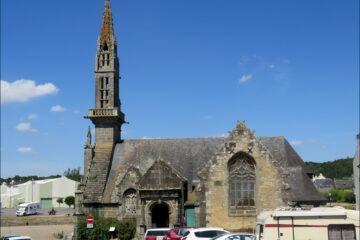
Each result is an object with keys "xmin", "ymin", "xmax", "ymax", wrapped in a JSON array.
[
  {"xmin": 123, "ymin": 189, "xmax": 137, "ymax": 216},
  {"xmin": 228, "ymin": 152, "xmax": 256, "ymax": 215}
]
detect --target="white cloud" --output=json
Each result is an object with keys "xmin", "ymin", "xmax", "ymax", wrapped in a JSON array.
[
  {"xmin": 16, "ymin": 122, "xmax": 37, "ymax": 132},
  {"xmin": 50, "ymin": 105, "xmax": 66, "ymax": 112},
  {"xmin": 17, "ymin": 147, "xmax": 33, "ymax": 153},
  {"xmin": 217, "ymin": 133, "xmax": 228, "ymax": 137},
  {"xmin": 290, "ymin": 140, "xmax": 303, "ymax": 146},
  {"xmin": 27, "ymin": 113, "xmax": 38, "ymax": 120},
  {"xmin": 1, "ymin": 79, "xmax": 58, "ymax": 104},
  {"xmin": 239, "ymin": 74, "xmax": 253, "ymax": 84}
]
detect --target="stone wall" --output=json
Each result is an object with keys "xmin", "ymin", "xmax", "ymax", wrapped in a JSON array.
[
  {"xmin": 201, "ymin": 122, "xmax": 283, "ymax": 231},
  {"xmin": 94, "ymin": 123, "xmax": 120, "ymax": 144}
]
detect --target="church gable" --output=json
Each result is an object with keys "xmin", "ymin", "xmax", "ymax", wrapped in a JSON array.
[
  {"xmin": 139, "ymin": 159, "xmax": 187, "ymax": 190},
  {"xmin": 117, "ymin": 166, "xmax": 141, "ymax": 199}
]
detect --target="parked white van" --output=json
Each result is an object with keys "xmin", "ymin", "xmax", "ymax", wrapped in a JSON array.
[
  {"xmin": 16, "ymin": 202, "xmax": 40, "ymax": 216},
  {"xmin": 255, "ymin": 207, "xmax": 359, "ymax": 240}
]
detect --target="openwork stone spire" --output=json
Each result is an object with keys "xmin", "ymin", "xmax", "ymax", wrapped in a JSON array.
[
  {"xmin": 100, "ymin": 0, "xmax": 115, "ymax": 43},
  {"xmin": 85, "ymin": 126, "xmax": 92, "ymax": 147}
]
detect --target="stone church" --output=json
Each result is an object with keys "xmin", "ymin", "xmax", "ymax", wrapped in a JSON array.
[{"xmin": 77, "ymin": 0, "xmax": 325, "ymax": 235}]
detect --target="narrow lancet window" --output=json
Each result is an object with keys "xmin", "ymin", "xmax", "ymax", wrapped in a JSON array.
[
  {"xmin": 123, "ymin": 189, "xmax": 137, "ymax": 216},
  {"xmin": 228, "ymin": 152, "xmax": 256, "ymax": 215}
]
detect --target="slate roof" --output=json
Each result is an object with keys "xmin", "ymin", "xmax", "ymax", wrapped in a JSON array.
[
  {"xmin": 313, "ymin": 178, "xmax": 335, "ymax": 189},
  {"xmin": 259, "ymin": 137, "xmax": 325, "ymax": 203},
  {"xmin": 103, "ymin": 136, "xmax": 325, "ymax": 204},
  {"xmin": 334, "ymin": 179, "xmax": 354, "ymax": 189}
]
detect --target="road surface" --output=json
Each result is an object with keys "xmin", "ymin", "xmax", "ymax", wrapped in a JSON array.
[{"xmin": 1, "ymin": 224, "xmax": 74, "ymax": 239}]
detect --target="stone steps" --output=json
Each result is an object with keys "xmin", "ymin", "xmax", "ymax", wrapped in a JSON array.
[{"xmin": 83, "ymin": 144, "xmax": 114, "ymax": 203}]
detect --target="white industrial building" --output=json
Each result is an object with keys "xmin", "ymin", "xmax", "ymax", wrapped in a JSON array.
[{"xmin": 1, "ymin": 176, "xmax": 79, "ymax": 208}]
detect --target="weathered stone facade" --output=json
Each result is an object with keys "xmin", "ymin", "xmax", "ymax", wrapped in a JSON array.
[
  {"xmin": 77, "ymin": 0, "xmax": 326, "ymax": 237},
  {"xmin": 198, "ymin": 122, "xmax": 283, "ymax": 231}
]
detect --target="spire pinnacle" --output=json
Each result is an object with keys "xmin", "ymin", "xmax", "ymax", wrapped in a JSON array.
[
  {"xmin": 85, "ymin": 126, "xmax": 92, "ymax": 147},
  {"xmin": 100, "ymin": 0, "xmax": 115, "ymax": 42}
]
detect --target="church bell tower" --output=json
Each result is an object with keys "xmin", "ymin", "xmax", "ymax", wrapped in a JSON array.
[
  {"xmin": 82, "ymin": 0, "xmax": 125, "ymax": 204},
  {"xmin": 86, "ymin": 0, "xmax": 125, "ymax": 145}
]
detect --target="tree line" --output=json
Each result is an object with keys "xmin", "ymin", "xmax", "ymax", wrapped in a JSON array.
[
  {"xmin": 305, "ymin": 157, "xmax": 354, "ymax": 179},
  {"xmin": 0, "ymin": 167, "xmax": 82, "ymax": 185}
]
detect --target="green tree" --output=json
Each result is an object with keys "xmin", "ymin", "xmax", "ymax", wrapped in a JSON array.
[
  {"xmin": 306, "ymin": 157, "xmax": 354, "ymax": 179},
  {"xmin": 64, "ymin": 196, "xmax": 75, "ymax": 208},
  {"xmin": 63, "ymin": 167, "xmax": 82, "ymax": 182},
  {"xmin": 56, "ymin": 197, "xmax": 64, "ymax": 207},
  {"xmin": 76, "ymin": 212, "xmax": 136, "ymax": 240}
]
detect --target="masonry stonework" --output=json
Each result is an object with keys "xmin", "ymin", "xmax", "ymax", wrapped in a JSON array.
[
  {"xmin": 201, "ymin": 122, "xmax": 283, "ymax": 231},
  {"xmin": 77, "ymin": 1, "xmax": 326, "ymax": 237}
]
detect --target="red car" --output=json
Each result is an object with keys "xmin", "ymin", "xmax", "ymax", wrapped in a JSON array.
[{"xmin": 163, "ymin": 228, "xmax": 192, "ymax": 240}]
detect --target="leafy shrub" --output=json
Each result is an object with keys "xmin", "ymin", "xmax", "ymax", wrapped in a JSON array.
[
  {"xmin": 345, "ymin": 192, "xmax": 355, "ymax": 203},
  {"xmin": 322, "ymin": 189, "xmax": 355, "ymax": 203},
  {"xmin": 76, "ymin": 212, "xmax": 136, "ymax": 240},
  {"xmin": 53, "ymin": 231, "xmax": 64, "ymax": 239}
]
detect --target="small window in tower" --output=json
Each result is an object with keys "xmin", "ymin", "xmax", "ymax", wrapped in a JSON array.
[
  {"xmin": 102, "ymin": 42, "xmax": 108, "ymax": 51},
  {"xmin": 105, "ymin": 78, "xmax": 109, "ymax": 88}
]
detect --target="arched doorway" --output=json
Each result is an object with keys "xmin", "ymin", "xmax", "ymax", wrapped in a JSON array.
[{"xmin": 151, "ymin": 202, "xmax": 169, "ymax": 228}]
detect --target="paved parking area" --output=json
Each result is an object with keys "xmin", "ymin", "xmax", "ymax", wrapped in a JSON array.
[
  {"xmin": 1, "ymin": 224, "xmax": 74, "ymax": 239},
  {"xmin": 1, "ymin": 208, "xmax": 75, "ymax": 217}
]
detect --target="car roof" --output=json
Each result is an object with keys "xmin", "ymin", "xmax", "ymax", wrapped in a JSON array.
[
  {"xmin": 191, "ymin": 227, "xmax": 226, "ymax": 231},
  {"xmin": 7, "ymin": 237, "xmax": 32, "ymax": 240},
  {"xmin": 146, "ymin": 228, "xmax": 170, "ymax": 231},
  {"xmin": 222, "ymin": 233, "xmax": 254, "ymax": 236},
  {"xmin": 173, "ymin": 227, "xmax": 192, "ymax": 230}
]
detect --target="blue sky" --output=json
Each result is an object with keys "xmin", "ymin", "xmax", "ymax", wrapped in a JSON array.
[{"xmin": 1, "ymin": 0, "xmax": 359, "ymax": 178}]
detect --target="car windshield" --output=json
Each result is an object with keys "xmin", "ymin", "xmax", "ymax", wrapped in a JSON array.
[
  {"xmin": 195, "ymin": 230, "xmax": 226, "ymax": 238},
  {"xmin": 224, "ymin": 234, "xmax": 254, "ymax": 240},
  {"xmin": 179, "ymin": 229, "xmax": 190, "ymax": 236},
  {"xmin": 146, "ymin": 230, "xmax": 168, "ymax": 236},
  {"xmin": 16, "ymin": 207, "xmax": 26, "ymax": 211}
]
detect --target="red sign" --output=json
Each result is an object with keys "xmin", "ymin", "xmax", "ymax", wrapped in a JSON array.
[
  {"xmin": 87, "ymin": 216, "xmax": 94, "ymax": 224},
  {"xmin": 87, "ymin": 216, "xmax": 94, "ymax": 228}
]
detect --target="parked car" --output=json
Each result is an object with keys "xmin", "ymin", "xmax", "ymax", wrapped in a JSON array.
[
  {"xmin": 16, "ymin": 202, "xmax": 40, "ymax": 216},
  {"xmin": 145, "ymin": 228, "xmax": 171, "ymax": 240},
  {"xmin": 211, "ymin": 233, "xmax": 254, "ymax": 240},
  {"xmin": 163, "ymin": 227, "xmax": 192, "ymax": 240},
  {"xmin": 1, "ymin": 236, "xmax": 32, "ymax": 240},
  {"xmin": 182, "ymin": 228, "xmax": 229, "ymax": 240}
]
